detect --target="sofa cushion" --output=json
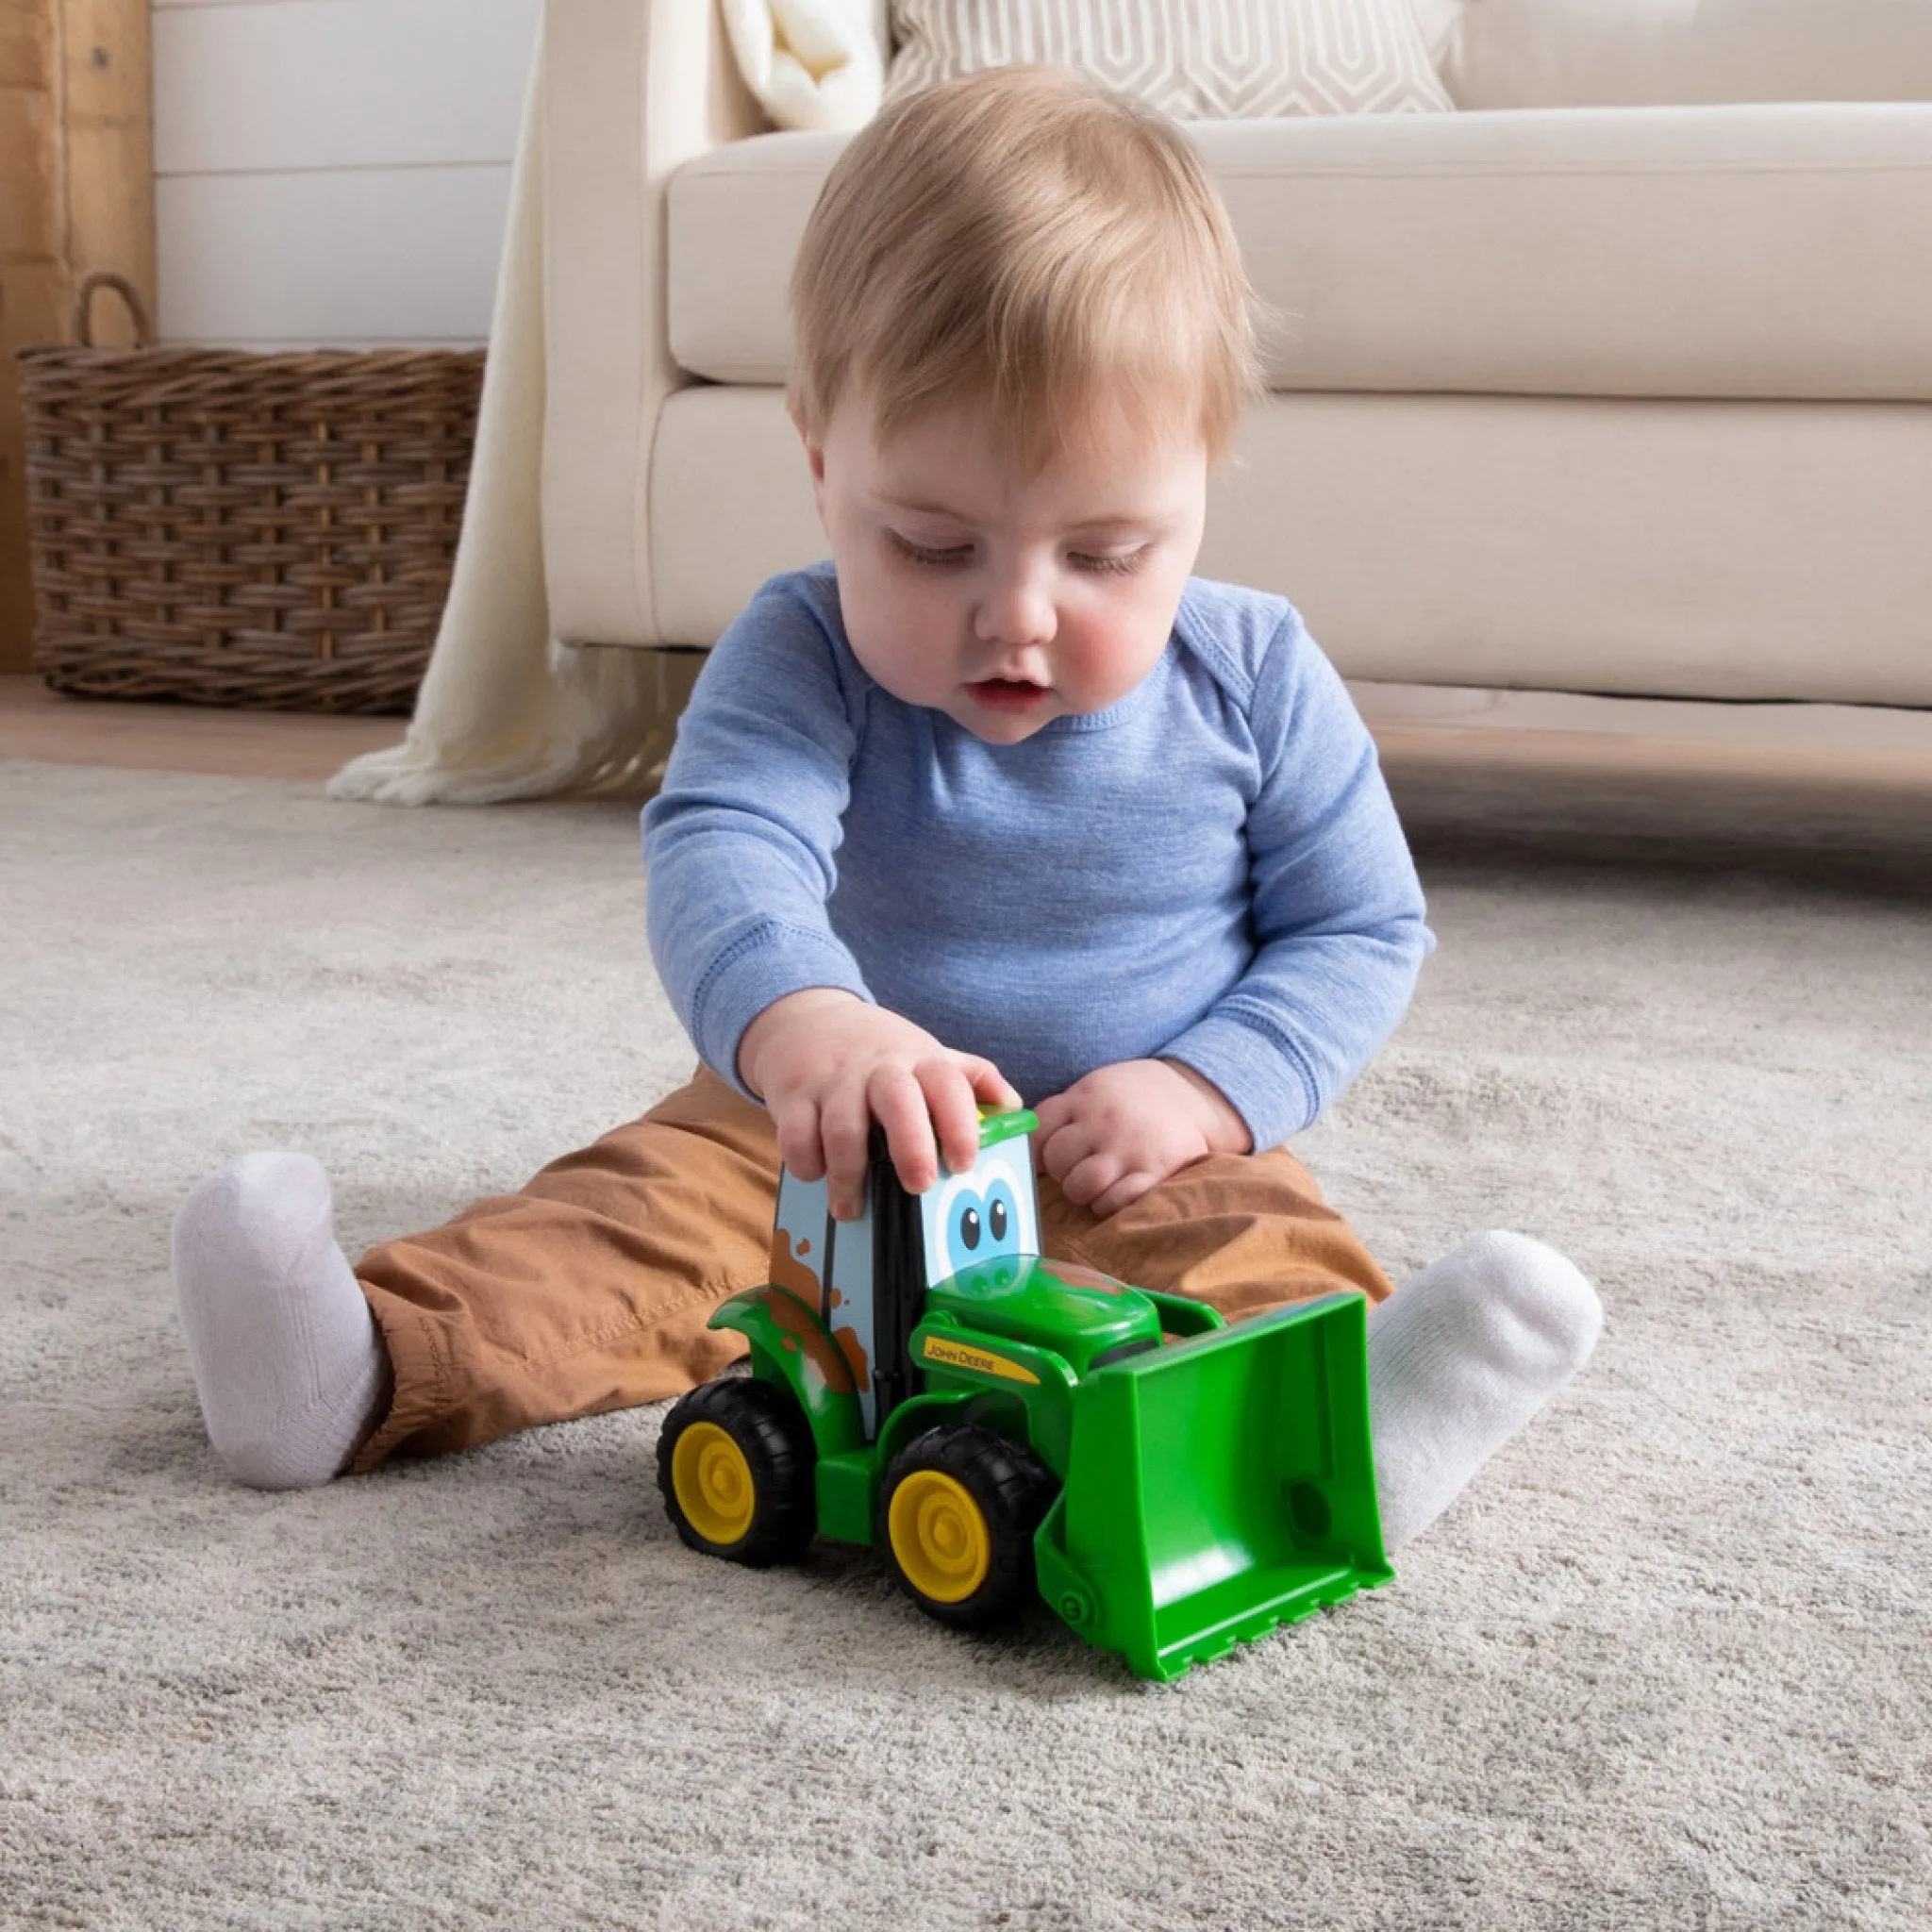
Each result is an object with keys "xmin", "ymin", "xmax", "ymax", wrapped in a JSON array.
[
  {"xmin": 1444, "ymin": 0, "xmax": 1932, "ymax": 109},
  {"xmin": 644, "ymin": 384, "xmax": 1932, "ymax": 706},
  {"xmin": 884, "ymin": 0, "xmax": 1454, "ymax": 116},
  {"xmin": 667, "ymin": 105, "xmax": 1932, "ymax": 399}
]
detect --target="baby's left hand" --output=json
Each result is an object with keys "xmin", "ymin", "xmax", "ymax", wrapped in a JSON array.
[{"xmin": 1033, "ymin": 1058, "xmax": 1253, "ymax": 1219}]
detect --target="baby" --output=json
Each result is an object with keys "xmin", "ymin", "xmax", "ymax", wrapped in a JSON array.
[{"xmin": 174, "ymin": 65, "xmax": 1600, "ymax": 1552}]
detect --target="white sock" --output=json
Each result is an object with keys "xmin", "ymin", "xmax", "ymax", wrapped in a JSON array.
[
  {"xmin": 171, "ymin": 1152, "xmax": 391, "ymax": 1489},
  {"xmin": 1367, "ymin": 1230, "xmax": 1603, "ymax": 1551}
]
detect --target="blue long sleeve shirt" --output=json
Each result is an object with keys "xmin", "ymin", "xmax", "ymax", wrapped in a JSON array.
[{"xmin": 641, "ymin": 562, "xmax": 1433, "ymax": 1152}]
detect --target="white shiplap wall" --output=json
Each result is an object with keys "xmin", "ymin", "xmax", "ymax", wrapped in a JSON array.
[{"xmin": 152, "ymin": 0, "xmax": 542, "ymax": 346}]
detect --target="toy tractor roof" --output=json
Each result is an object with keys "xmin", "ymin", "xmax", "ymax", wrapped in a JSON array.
[{"xmin": 974, "ymin": 1107, "xmax": 1037, "ymax": 1152}]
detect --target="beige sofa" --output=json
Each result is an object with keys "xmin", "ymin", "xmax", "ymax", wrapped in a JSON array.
[{"xmin": 337, "ymin": 0, "xmax": 1932, "ymax": 806}]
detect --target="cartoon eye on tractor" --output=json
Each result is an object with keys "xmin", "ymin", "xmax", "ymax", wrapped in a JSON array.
[{"xmin": 656, "ymin": 1108, "xmax": 1391, "ymax": 1682}]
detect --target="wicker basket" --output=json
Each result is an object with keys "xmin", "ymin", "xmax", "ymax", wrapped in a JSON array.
[{"xmin": 14, "ymin": 275, "xmax": 485, "ymax": 714}]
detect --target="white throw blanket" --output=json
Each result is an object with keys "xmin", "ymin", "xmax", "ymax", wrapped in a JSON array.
[
  {"xmin": 330, "ymin": 6, "xmax": 881, "ymax": 807},
  {"xmin": 720, "ymin": 0, "xmax": 884, "ymax": 130}
]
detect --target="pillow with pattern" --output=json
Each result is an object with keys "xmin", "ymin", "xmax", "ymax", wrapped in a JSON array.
[{"xmin": 886, "ymin": 0, "xmax": 1457, "ymax": 116}]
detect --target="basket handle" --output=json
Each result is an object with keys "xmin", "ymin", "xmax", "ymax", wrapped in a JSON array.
[{"xmin": 75, "ymin": 272, "xmax": 155, "ymax": 349}]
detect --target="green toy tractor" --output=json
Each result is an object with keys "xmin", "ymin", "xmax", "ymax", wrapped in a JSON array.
[{"xmin": 656, "ymin": 1108, "xmax": 1391, "ymax": 1681}]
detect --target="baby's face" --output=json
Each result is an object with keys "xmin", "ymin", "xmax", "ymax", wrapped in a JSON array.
[{"xmin": 798, "ymin": 386, "xmax": 1208, "ymax": 745}]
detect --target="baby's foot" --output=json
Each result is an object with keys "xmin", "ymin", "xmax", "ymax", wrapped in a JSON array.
[
  {"xmin": 172, "ymin": 1152, "xmax": 391, "ymax": 1488},
  {"xmin": 1367, "ymin": 1230, "xmax": 1602, "ymax": 1551}
]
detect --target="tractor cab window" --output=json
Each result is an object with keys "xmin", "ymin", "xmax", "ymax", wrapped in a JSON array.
[{"xmin": 919, "ymin": 1128, "xmax": 1040, "ymax": 1289}]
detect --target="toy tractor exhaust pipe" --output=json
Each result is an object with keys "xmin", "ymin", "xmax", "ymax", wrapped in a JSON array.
[{"xmin": 1033, "ymin": 1291, "xmax": 1390, "ymax": 1682}]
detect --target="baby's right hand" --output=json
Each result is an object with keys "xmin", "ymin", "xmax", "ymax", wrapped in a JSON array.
[{"xmin": 737, "ymin": 990, "xmax": 1022, "ymax": 1220}]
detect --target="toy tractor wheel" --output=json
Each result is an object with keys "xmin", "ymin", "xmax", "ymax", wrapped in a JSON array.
[
  {"xmin": 658, "ymin": 1377, "xmax": 817, "ymax": 1567},
  {"xmin": 878, "ymin": 1424, "xmax": 1056, "ymax": 1630}
]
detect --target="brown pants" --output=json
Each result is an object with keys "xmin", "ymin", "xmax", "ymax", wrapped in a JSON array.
[{"xmin": 349, "ymin": 1068, "xmax": 1393, "ymax": 1473}]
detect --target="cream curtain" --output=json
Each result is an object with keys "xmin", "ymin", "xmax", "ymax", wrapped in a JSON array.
[
  {"xmin": 329, "ymin": 23, "xmax": 679, "ymax": 807},
  {"xmin": 331, "ymin": 4, "xmax": 884, "ymax": 806}
]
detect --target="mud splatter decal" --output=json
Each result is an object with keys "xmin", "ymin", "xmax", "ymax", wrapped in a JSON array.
[
  {"xmin": 833, "ymin": 1324, "xmax": 872, "ymax": 1393},
  {"xmin": 751, "ymin": 1283, "xmax": 855, "ymax": 1394},
  {"xmin": 768, "ymin": 1225, "xmax": 823, "ymax": 1307}
]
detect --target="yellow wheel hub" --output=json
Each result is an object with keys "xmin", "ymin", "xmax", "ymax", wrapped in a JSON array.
[
  {"xmin": 889, "ymin": 1470, "xmax": 991, "ymax": 1604},
  {"xmin": 672, "ymin": 1422, "xmax": 757, "ymax": 1547}
]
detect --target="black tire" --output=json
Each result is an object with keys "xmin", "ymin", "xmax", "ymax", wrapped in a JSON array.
[
  {"xmin": 877, "ymin": 1424, "xmax": 1057, "ymax": 1631},
  {"xmin": 657, "ymin": 1377, "xmax": 817, "ymax": 1567}
]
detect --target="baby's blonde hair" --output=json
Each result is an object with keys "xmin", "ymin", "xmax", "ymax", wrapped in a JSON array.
[{"xmin": 788, "ymin": 64, "xmax": 1266, "ymax": 474}]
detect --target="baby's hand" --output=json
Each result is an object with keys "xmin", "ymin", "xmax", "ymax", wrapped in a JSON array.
[
  {"xmin": 1033, "ymin": 1059, "xmax": 1252, "ymax": 1219},
  {"xmin": 738, "ymin": 990, "xmax": 1022, "ymax": 1220}
]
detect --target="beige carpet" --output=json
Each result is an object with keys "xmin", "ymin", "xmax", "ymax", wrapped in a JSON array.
[{"xmin": 3, "ymin": 756, "xmax": 1927, "ymax": 1931}]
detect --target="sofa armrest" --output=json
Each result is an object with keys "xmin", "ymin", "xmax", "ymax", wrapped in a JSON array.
[{"xmin": 541, "ymin": 0, "xmax": 770, "ymax": 649}]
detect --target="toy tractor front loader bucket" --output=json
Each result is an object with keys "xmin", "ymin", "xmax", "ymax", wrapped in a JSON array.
[{"xmin": 1033, "ymin": 1291, "xmax": 1391, "ymax": 1682}]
